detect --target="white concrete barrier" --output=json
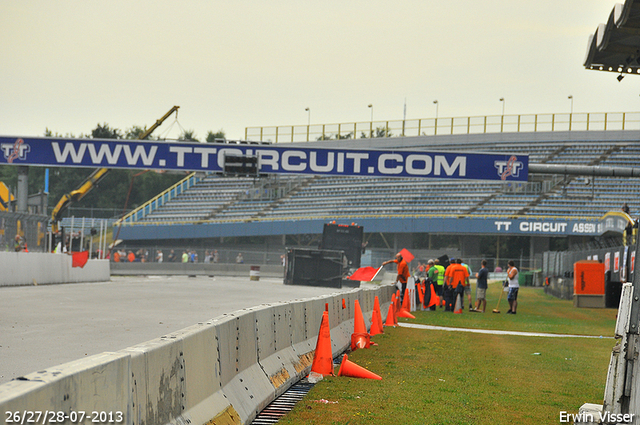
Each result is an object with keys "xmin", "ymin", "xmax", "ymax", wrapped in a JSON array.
[
  {"xmin": 0, "ymin": 352, "xmax": 130, "ymax": 422},
  {"xmin": 0, "ymin": 252, "xmax": 109, "ymax": 286},
  {"xmin": 0, "ymin": 285, "xmax": 394, "ymax": 425},
  {"xmin": 110, "ymin": 263, "xmax": 284, "ymax": 278}
]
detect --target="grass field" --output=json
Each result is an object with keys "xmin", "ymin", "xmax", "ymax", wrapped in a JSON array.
[{"xmin": 279, "ymin": 284, "xmax": 618, "ymax": 425}]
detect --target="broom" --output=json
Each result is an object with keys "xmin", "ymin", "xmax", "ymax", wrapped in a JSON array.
[{"xmin": 492, "ymin": 282, "xmax": 507, "ymax": 314}]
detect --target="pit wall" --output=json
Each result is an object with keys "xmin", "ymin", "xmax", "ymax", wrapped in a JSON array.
[
  {"xmin": 0, "ymin": 285, "xmax": 394, "ymax": 425},
  {"xmin": 0, "ymin": 252, "xmax": 109, "ymax": 286}
]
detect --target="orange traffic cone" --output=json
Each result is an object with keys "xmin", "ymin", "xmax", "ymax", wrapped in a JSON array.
[
  {"xmin": 351, "ymin": 332, "xmax": 370, "ymax": 350},
  {"xmin": 427, "ymin": 283, "xmax": 439, "ymax": 309},
  {"xmin": 310, "ymin": 311, "xmax": 334, "ymax": 375},
  {"xmin": 370, "ymin": 307, "xmax": 383, "ymax": 336},
  {"xmin": 384, "ymin": 303, "xmax": 396, "ymax": 327},
  {"xmin": 397, "ymin": 308, "xmax": 416, "ymax": 319},
  {"xmin": 453, "ymin": 293, "xmax": 463, "ymax": 314},
  {"xmin": 402, "ymin": 288, "xmax": 411, "ymax": 309},
  {"xmin": 397, "ymin": 288, "xmax": 416, "ymax": 319},
  {"xmin": 393, "ymin": 299, "xmax": 398, "ymax": 325},
  {"xmin": 337, "ymin": 354, "xmax": 382, "ymax": 380},
  {"xmin": 395, "ymin": 290, "xmax": 401, "ymax": 312},
  {"xmin": 370, "ymin": 297, "xmax": 384, "ymax": 336},
  {"xmin": 351, "ymin": 300, "xmax": 370, "ymax": 350},
  {"xmin": 418, "ymin": 283, "xmax": 425, "ymax": 306},
  {"xmin": 374, "ymin": 297, "xmax": 384, "ymax": 330},
  {"xmin": 353, "ymin": 300, "xmax": 368, "ymax": 335},
  {"xmin": 391, "ymin": 293, "xmax": 397, "ymax": 318},
  {"xmin": 342, "ymin": 298, "xmax": 346, "ymax": 309}
]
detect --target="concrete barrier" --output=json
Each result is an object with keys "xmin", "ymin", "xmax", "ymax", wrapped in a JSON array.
[
  {"xmin": 110, "ymin": 263, "xmax": 285, "ymax": 279},
  {"xmin": 0, "ymin": 352, "xmax": 130, "ymax": 421},
  {"xmin": 0, "ymin": 252, "xmax": 109, "ymax": 286},
  {"xmin": 0, "ymin": 285, "xmax": 394, "ymax": 425}
]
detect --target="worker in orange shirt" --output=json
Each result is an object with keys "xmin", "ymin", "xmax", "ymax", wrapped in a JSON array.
[
  {"xmin": 444, "ymin": 258, "xmax": 469, "ymax": 311},
  {"xmin": 382, "ymin": 253, "xmax": 410, "ymax": 303}
]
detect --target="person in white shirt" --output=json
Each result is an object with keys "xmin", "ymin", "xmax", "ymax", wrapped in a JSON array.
[{"xmin": 506, "ymin": 260, "xmax": 519, "ymax": 315}]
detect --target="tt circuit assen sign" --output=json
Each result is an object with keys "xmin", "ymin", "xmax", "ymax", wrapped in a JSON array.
[
  {"xmin": 491, "ymin": 212, "xmax": 630, "ymax": 236},
  {"xmin": 0, "ymin": 136, "xmax": 528, "ymax": 182}
]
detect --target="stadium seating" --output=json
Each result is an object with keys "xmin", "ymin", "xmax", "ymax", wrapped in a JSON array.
[{"xmin": 131, "ymin": 140, "xmax": 640, "ymax": 224}]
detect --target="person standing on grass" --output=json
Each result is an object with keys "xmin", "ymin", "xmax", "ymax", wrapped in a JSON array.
[
  {"xmin": 472, "ymin": 260, "xmax": 489, "ymax": 312},
  {"xmin": 506, "ymin": 260, "xmax": 519, "ymax": 314},
  {"xmin": 382, "ymin": 253, "xmax": 410, "ymax": 303},
  {"xmin": 425, "ymin": 259, "xmax": 439, "ymax": 310},
  {"xmin": 434, "ymin": 259, "xmax": 446, "ymax": 307},
  {"xmin": 461, "ymin": 259, "xmax": 473, "ymax": 310},
  {"xmin": 444, "ymin": 258, "xmax": 469, "ymax": 311}
]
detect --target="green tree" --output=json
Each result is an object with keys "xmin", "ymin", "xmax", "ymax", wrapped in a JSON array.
[
  {"xmin": 3, "ymin": 122, "xmax": 192, "ymax": 217},
  {"xmin": 315, "ymin": 132, "xmax": 353, "ymax": 141},
  {"xmin": 206, "ymin": 130, "xmax": 226, "ymax": 143},
  {"xmin": 46, "ymin": 123, "xmax": 183, "ymax": 218},
  {"xmin": 92, "ymin": 123, "xmax": 122, "ymax": 139},
  {"xmin": 360, "ymin": 126, "xmax": 392, "ymax": 138},
  {"xmin": 179, "ymin": 130, "xmax": 199, "ymax": 142},
  {"xmin": 125, "ymin": 125, "xmax": 147, "ymax": 140}
]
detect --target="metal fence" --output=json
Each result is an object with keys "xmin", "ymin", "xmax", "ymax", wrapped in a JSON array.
[
  {"xmin": 245, "ymin": 111, "xmax": 640, "ymax": 143},
  {"xmin": 111, "ymin": 244, "xmax": 541, "ymax": 276},
  {"xmin": 111, "ymin": 245, "xmax": 289, "ymax": 265},
  {"xmin": 0, "ymin": 211, "xmax": 48, "ymax": 252}
]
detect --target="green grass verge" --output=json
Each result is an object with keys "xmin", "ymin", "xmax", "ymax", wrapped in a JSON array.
[
  {"xmin": 410, "ymin": 282, "xmax": 618, "ymax": 336},
  {"xmin": 279, "ymin": 285, "xmax": 617, "ymax": 425}
]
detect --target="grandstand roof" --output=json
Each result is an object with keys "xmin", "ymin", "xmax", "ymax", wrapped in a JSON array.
[{"xmin": 584, "ymin": 0, "xmax": 640, "ymax": 76}]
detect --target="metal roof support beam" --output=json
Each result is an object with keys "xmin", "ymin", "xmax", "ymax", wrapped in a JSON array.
[{"xmin": 529, "ymin": 163, "xmax": 640, "ymax": 178}]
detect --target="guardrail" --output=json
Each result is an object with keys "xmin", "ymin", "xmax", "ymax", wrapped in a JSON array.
[
  {"xmin": 0, "ymin": 284, "xmax": 394, "ymax": 425},
  {"xmin": 245, "ymin": 111, "xmax": 640, "ymax": 143}
]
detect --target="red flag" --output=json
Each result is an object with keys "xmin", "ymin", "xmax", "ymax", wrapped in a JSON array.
[
  {"xmin": 349, "ymin": 266, "xmax": 382, "ymax": 282},
  {"xmin": 71, "ymin": 251, "xmax": 90, "ymax": 268},
  {"xmin": 399, "ymin": 248, "xmax": 414, "ymax": 263}
]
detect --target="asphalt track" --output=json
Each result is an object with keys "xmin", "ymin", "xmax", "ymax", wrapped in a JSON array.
[{"xmin": 0, "ymin": 275, "xmax": 370, "ymax": 385}]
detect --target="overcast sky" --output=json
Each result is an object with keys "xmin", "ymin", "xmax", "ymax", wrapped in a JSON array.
[{"xmin": 1, "ymin": 1, "xmax": 635, "ymax": 141}]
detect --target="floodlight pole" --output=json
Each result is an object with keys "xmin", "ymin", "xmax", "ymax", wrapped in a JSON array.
[
  {"xmin": 568, "ymin": 95, "xmax": 573, "ymax": 131},
  {"xmin": 499, "ymin": 98, "xmax": 505, "ymax": 132}
]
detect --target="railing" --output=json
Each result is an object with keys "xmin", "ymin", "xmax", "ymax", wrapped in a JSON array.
[
  {"xmin": 116, "ymin": 172, "xmax": 201, "ymax": 225},
  {"xmin": 501, "ymin": 175, "xmax": 566, "ymax": 195},
  {"xmin": 245, "ymin": 112, "xmax": 640, "ymax": 143},
  {"xmin": 0, "ymin": 211, "xmax": 48, "ymax": 252},
  {"xmin": 238, "ymin": 175, "xmax": 311, "ymax": 202}
]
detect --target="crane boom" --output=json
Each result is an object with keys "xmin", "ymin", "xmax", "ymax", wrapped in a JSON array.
[{"xmin": 50, "ymin": 106, "xmax": 180, "ymax": 233}]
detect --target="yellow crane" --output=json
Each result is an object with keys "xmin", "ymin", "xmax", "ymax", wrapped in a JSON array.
[{"xmin": 50, "ymin": 106, "xmax": 180, "ymax": 233}]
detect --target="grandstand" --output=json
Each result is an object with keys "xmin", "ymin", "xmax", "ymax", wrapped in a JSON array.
[
  {"xmin": 122, "ymin": 135, "xmax": 640, "ymax": 225},
  {"xmin": 115, "ymin": 129, "xmax": 640, "ymax": 267}
]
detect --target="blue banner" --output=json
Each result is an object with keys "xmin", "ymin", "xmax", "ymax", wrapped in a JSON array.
[{"xmin": 0, "ymin": 136, "xmax": 528, "ymax": 181}]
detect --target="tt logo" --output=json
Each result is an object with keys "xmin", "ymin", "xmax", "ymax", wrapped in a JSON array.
[
  {"xmin": 494, "ymin": 156, "xmax": 523, "ymax": 180},
  {"xmin": 1, "ymin": 139, "xmax": 30, "ymax": 163}
]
